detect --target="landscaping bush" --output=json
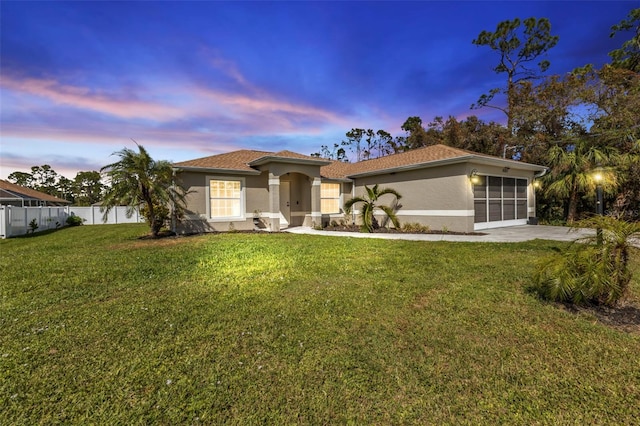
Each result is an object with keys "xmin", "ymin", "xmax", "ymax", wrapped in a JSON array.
[
  {"xmin": 27, "ymin": 218, "xmax": 39, "ymax": 233},
  {"xmin": 402, "ymin": 222, "xmax": 431, "ymax": 233},
  {"xmin": 140, "ymin": 202, "xmax": 170, "ymax": 235},
  {"xmin": 533, "ymin": 216, "xmax": 640, "ymax": 306},
  {"xmin": 66, "ymin": 214, "xmax": 84, "ymax": 226}
]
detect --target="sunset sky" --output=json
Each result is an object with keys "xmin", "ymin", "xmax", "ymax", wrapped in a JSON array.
[{"xmin": 0, "ymin": 1, "xmax": 635, "ymax": 180}]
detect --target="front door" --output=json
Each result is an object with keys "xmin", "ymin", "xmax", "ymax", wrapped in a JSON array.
[{"xmin": 279, "ymin": 181, "xmax": 290, "ymax": 229}]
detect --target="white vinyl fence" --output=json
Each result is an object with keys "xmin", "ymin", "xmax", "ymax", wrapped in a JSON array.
[
  {"xmin": 69, "ymin": 206, "xmax": 143, "ymax": 226},
  {"xmin": 0, "ymin": 206, "xmax": 143, "ymax": 239}
]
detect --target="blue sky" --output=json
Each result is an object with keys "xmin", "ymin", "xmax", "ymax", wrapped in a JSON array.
[{"xmin": 0, "ymin": 1, "xmax": 636, "ymax": 180}]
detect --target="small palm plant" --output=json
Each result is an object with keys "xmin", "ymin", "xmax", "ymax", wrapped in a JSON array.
[
  {"xmin": 344, "ymin": 184, "xmax": 402, "ymax": 233},
  {"xmin": 533, "ymin": 215, "xmax": 640, "ymax": 307}
]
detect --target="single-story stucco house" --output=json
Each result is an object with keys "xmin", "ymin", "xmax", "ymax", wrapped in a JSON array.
[
  {"xmin": 173, "ymin": 144, "xmax": 547, "ymax": 234},
  {"xmin": 0, "ymin": 179, "xmax": 71, "ymax": 207}
]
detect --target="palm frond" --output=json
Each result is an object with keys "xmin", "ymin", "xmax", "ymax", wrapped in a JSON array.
[
  {"xmin": 101, "ymin": 144, "xmax": 188, "ymax": 236},
  {"xmin": 344, "ymin": 184, "xmax": 402, "ymax": 233}
]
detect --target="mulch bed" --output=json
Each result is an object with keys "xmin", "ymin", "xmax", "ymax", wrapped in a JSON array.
[{"xmin": 322, "ymin": 224, "xmax": 485, "ymax": 236}]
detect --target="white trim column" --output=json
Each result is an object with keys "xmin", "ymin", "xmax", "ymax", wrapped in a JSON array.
[
  {"xmin": 310, "ymin": 177, "xmax": 321, "ymax": 227},
  {"xmin": 268, "ymin": 173, "xmax": 281, "ymax": 231}
]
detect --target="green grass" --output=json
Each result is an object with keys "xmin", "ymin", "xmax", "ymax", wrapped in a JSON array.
[{"xmin": 1, "ymin": 224, "xmax": 639, "ymax": 424}]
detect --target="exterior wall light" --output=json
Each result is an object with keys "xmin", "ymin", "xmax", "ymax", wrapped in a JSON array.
[
  {"xmin": 533, "ymin": 180, "xmax": 541, "ymax": 189},
  {"xmin": 470, "ymin": 169, "xmax": 480, "ymax": 185}
]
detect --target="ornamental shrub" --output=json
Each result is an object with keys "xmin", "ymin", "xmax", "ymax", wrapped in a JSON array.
[
  {"xmin": 533, "ymin": 216, "xmax": 640, "ymax": 307},
  {"xmin": 66, "ymin": 214, "xmax": 84, "ymax": 227}
]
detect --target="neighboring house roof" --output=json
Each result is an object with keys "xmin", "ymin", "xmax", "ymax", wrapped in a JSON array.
[
  {"xmin": 0, "ymin": 179, "xmax": 71, "ymax": 205},
  {"xmin": 174, "ymin": 144, "xmax": 546, "ymax": 179}
]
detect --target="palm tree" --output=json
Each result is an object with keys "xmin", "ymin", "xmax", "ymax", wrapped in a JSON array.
[
  {"xmin": 344, "ymin": 184, "xmax": 402, "ymax": 232},
  {"xmin": 101, "ymin": 144, "xmax": 187, "ymax": 237},
  {"xmin": 544, "ymin": 140, "xmax": 620, "ymax": 223}
]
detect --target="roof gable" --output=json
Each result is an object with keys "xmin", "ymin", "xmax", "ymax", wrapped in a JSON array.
[
  {"xmin": 174, "ymin": 150, "xmax": 270, "ymax": 173},
  {"xmin": 250, "ymin": 150, "xmax": 331, "ymax": 166},
  {"xmin": 174, "ymin": 149, "xmax": 330, "ymax": 173}
]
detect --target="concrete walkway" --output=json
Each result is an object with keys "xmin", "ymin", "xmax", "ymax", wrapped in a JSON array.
[{"xmin": 285, "ymin": 225, "xmax": 597, "ymax": 243}]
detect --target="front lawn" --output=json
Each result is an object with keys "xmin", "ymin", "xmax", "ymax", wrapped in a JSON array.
[{"xmin": 1, "ymin": 224, "xmax": 639, "ymax": 424}]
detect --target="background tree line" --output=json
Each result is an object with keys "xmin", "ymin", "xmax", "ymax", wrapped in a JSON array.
[
  {"xmin": 7, "ymin": 166, "xmax": 104, "ymax": 206},
  {"xmin": 313, "ymin": 8, "xmax": 640, "ymax": 224}
]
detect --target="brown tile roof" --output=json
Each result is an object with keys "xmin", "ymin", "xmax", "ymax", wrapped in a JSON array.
[
  {"xmin": 319, "ymin": 144, "xmax": 473, "ymax": 178},
  {"xmin": 174, "ymin": 149, "xmax": 329, "ymax": 171},
  {"xmin": 271, "ymin": 150, "xmax": 322, "ymax": 161},
  {"xmin": 174, "ymin": 150, "xmax": 270, "ymax": 172},
  {"xmin": 174, "ymin": 144, "xmax": 544, "ymax": 178},
  {"xmin": 319, "ymin": 160, "xmax": 355, "ymax": 180},
  {"xmin": 0, "ymin": 179, "xmax": 71, "ymax": 204},
  {"xmin": 249, "ymin": 150, "xmax": 331, "ymax": 166},
  {"xmin": 320, "ymin": 144, "xmax": 543, "ymax": 179}
]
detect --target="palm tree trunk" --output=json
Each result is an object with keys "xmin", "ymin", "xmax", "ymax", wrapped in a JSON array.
[{"xmin": 566, "ymin": 184, "xmax": 579, "ymax": 223}]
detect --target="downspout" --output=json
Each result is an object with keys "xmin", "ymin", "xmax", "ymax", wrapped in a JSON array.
[
  {"xmin": 171, "ymin": 168, "xmax": 178, "ymax": 234},
  {"xmin": 534, "ymin": 168, "xmax": 548, "ymax": 179},
  {"xmin": 351, "ymin": 179, "xmax": 356, "ymax": 225},
  {"xmin": 531, "ymin": 168, "xmax": 548, "ymax": 224}
]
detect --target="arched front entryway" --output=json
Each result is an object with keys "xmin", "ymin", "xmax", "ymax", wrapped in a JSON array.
[
  {"xmin": 267, "ymin": 172, "xmax": 321, "ymax": 230},
  {"xmin": 276, "ymin": 172, "xmax": 314, "ymax": 228}
]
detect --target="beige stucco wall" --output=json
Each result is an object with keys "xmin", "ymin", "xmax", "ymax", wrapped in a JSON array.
[
  {"xmin": 256, "ymin": 163, "xmax": 322, "ymax": 179},
  {"xmin": 176, "ymin": 171, "xmax": 270, "ymax": 233},
  {"xmin": 176, "ymin": 163, "xmax": 323, "ymax": 233},
  {"xmin": 176, "ymin": 160, "xmax": 539, "ymax": 234},
  {"xmin": 346, "ymin": 163, "xmax": 537, "ymax": 233}
]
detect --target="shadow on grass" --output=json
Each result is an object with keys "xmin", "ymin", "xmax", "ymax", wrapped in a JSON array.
[
  {"xmin": 11, "ymin": 228, "xmax": 65, "ymax": 239},
  {"xmin": 563, "ymin": 302, "xmax": 640, "ymax": 334},
  {"xmin": 525, "ymin": 280, "xmax": 640, "ymax": 334}
]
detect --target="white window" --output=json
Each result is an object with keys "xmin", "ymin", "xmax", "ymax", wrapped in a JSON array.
[
  {"xmin": 209, "ymin": 178, "xmax": 244, "ymax": 219},
  {"xmin": 321, "ymin": 183, "xmax": 341, "ymax": 214}
]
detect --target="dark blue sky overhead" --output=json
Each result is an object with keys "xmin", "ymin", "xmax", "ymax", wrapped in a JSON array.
[{"xmin": 0, "ymin": 1, "xmax": 636, "ymax": 179}]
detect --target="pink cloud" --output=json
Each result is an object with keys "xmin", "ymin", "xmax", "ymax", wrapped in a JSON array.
[
  {"xmin": 2, "ymin": 72, "xmax": 350, "ymax": 134},
  {"xmin": 192, "ymin": 52, "xmax": 352, "ymax": 130},
  {"xmin": 201, "ymin": 48, "xmax": 252, "ymax": 88},
  {"xmin": 0, "ymin": 121, "xmax": 269, "ymax": 158},
  {"xmin": 1, "ymin": 75, "xmax": 186, "ymax": 121},
  {"xmin": 190, "ymin": 85, "xmax": 349, "ymax": 132}
]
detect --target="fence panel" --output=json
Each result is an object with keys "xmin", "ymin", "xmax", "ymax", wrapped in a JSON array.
[
  {"xmin": 0, "ymin": 206, "xmax": 7, "ymax": 239},
  {"xmin": 0, "ymin": 206, "xmax": 69, "ymax": 238},
  {"xmin": 0, "ymin": 206, "xmax": 143, "ymax": 238},
  {"xmin": 68, "ymin": 206, "xmax": 143, "ymax": 225},
  {"xmin": 68, "ymin": 207, "xmax": 96, "ymax": 225}
]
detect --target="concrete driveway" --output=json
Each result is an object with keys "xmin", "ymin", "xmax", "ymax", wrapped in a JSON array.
[{"xmin": 285, "ymin": 225, "xmax": 597, "ymax": 243}]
